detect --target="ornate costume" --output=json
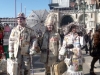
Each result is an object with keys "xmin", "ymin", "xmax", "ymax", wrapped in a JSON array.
[
  {"xmin": 8, "ymin": 13, "xmax": 39, "ymax": 75},
  {"xmin": 40, "ymin": 12, "xmax": 61, "ymax": 75},
  {"xmin": 59, "ymin": 24, "xmax": 85, "ymax": 75},
  {"xmin": 41, "ymin": 31, "xmax": 61, "ymax": 65},
  {"xmin": 0, "ymin": 28, "xmax": 4, "ymax": 59},
  {"xmin": 9, "ymin": 25, "xmax": 38, "ymax": 75}
]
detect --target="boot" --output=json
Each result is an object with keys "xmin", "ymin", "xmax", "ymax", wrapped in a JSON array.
[
  {"xmin": 45, "ymin": 72, "xmax": 50, "ymax": 75},
  {"xmin": 90, "ymin": 70, "xmax": 96, "ymax": 75},
  {"xmin": 24, "ymin": 70, "xmax": 28, "ymax": 75},
  {"xmin": 47, "ymin": 73, "xmax": 50, "ymax": 75}
]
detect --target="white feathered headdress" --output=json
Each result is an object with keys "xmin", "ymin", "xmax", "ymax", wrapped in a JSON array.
[
  {"xmin": 44, "ymin": 12, "xmax": 57, "ymax": 32},
  {"xmin": 44, "ymin": 12, "xmax": 57, "ymax": 26},
  {"xmin": 62, "ymin": 22, "xmax": 86, "ymax": 35}
]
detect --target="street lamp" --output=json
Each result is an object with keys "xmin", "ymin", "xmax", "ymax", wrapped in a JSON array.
[
  {"xmin": 80, "ymin": 0, "xmax": 87, "ymax": 26},
  {"xmin": 24, "ymin": 6, "xmax": 26, "ymax": 16},
  {"xmin": 14, "ymin": 0, "xmax": 17, "ymax": 26},
  {"xmin": 15, "ymin": 0, "xmax": 16, "ymax": 18}
]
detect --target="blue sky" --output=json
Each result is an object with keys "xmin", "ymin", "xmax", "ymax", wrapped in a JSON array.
[{"xmin": 0, "ymin": 0, "xmax": 50, "ymax": 18}]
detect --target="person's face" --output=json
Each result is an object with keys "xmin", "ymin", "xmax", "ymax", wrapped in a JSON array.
[
  {"xmin": 46, "ymin": 24, "xmax": 53, "ymax": 31},
  {"xmin": 72, "ymin": 28, "xmax": 76, "ymax": 33},
  {"xmin": 17, "ymin": 18, "xmax": 26, "ymax": 25}
]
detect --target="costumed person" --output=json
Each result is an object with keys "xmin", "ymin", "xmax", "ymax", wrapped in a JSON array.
[
  {"xmin": 8, "ymin": 12, "xmax": 40, "ymax": 75},
  {"xmin": 90, "ymin": 28, "xmax": 100, "ymax": 75},
  {"xmin": 0, "ymin": 25, "xmax": 4, "ymax": 59},
  {"xmin": 0, "ymin": 24, "xmax": 7, "ymax": 73},
  {"xmin": 4, "ymin": 24, "xmax": 11, "ymax": 37},
  {"xmin": 59, "ymin": 23, "xmax": 85, "ymax": 75},
  {"xmin": 40, "ymin": 13, "xmax": 61, "ymax": 75}
]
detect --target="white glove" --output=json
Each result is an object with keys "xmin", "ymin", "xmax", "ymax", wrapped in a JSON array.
[
  {"xmin": 59, "ymin": 47, "xmax": 66, "ymax": 55},
  {"xmin": 58, "ymin": 55, "xmax": 64, "ymax": 61},
  {"xmin": 30, "ymin": 50, "xmax": 37, "ymax": 55},
  {"xmin": 9, "ymin": 53, "xmax": 15, "ymax": 59}
]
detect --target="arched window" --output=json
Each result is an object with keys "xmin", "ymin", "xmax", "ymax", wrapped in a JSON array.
[{"xmin": 60, "ymin": 15, "xmax": 73, "ymax": 27}]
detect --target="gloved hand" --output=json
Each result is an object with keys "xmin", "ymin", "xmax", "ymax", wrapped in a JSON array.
[
  {"xmin": 9, "ymin": 50, "xmax": 15, "ymax": 59},
  {"xmin": 58, "ymin": 55, "xmax": 64, "ymax": 61},
  {"xmin": 59, "ymin": 47, "xmax": 66, "ymax": 56},
  {"xmin": 66, "ymin": 44, "xmax": 74, "ymax": 49},
  {"xmin": 29, "ymin": 49, "xmax": 37, "ymax": 55},
  {"xmin": 10, "ymin": 53, "xmax": 15, "ymax": 59}
]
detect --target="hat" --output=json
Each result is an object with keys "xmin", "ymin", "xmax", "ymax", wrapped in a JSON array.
[
  {"xmin": 17, "ymin": 12, "xmax": 26, "ymax": 19},
  {"xmin": 45, "ymin": 17, "xmax": 53, "ymax": 26}
]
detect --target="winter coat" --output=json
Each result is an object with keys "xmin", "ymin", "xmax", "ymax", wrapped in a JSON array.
[
  {"xmin": 40, "ymin": 31, "xmax": 61, "ymax": 66},
  {"xmin": 9, "ymin": 25, "xmax": 37, "ymax": 58}
]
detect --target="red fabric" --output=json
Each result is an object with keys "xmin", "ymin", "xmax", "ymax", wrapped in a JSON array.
[
  {"xmin": 0, "ymin": 45, "xmax": 4, "ymax": 59},
  {"xmin": 0, "ymin": 32, "xmax": 3, "ymax": 39},
  {"xmin": 4, "ymin": 26, "xmax": 11, "ymax": 32}
]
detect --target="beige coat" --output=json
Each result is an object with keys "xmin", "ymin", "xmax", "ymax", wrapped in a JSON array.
[{"xmin": 9, "ymin": 25, "xmax": 36, "ymax": 58}]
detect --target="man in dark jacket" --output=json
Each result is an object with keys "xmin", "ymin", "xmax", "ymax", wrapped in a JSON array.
[
  {"xmin": 83, "ymin": 33, "xmax": 89, "ymax": 54},
  {"xmin": 88, "ymin": 30, "xmax": 93, "ymax": 54}
]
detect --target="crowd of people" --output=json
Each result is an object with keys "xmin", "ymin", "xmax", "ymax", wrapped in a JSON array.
[
  {"xmin": 0, "ymin": 23, "xmax": 11, "ymax": 59},
  {"xmin": 0, "ymin": 12, "xmax": 100, "ymax": 75},
  {"xmin": 0, "ymin": 24, "xmax": 4, "ymax": 59}
]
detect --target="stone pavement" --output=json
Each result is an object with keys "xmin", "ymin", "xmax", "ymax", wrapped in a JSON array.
[
  {"xmin": 62, "ymin": 53, "xmax": 100, "ymax": 75},
  {"xmin": 32, "ymin": 51, "xmax": 100, "ymax": 75},
  {"xmin": 0, "ymin": 51, "xmax": 100, "ymax": 75},
  {"xmin": 82, "ymin": 55, "xmax": 100, "ymax": 75}
]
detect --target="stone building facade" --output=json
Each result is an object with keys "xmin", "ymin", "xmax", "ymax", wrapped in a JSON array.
[
  {"xmin": 0, "ymin": 18, "xmax": 17, "ymax": 27},
  {"xmin": 49, "ymin": 0, "xmax": 100, "ymax": 33}
]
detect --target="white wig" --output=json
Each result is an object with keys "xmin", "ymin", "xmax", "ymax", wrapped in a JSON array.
[
  {"xmin": 44, "ymin": 12, "xmax": 57, "ymax": 32},
  {"xmin": 44, "ymin": 12, "xmax": 57, "ymax": 26},
  {"xmin": 63, "ymin": 22, "xmax": 86, "ymax": 35}
]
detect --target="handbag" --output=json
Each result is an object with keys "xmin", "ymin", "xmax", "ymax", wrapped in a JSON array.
[
  {"xmin": 54, "ymin": 61, "xmax": 67, "ymax": 75},
  {"xmin": 90, "ymin": 46, "xmax": 100, "ymax": 57},
  {"xmin": 7, "ymin": 58, "xmax": 18, "ymax": 75},
  {"xmin": 0, "ymin": 58, "xmax": 7, "ymax": 73},
  {"xmin": 66, "ymin": 44, "xmax": 74, "ymax": 49}
]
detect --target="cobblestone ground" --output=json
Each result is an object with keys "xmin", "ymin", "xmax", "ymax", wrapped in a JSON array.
[{"xmin": 0, "ymin": 49, "xmax": 100, "ymax": 75}]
